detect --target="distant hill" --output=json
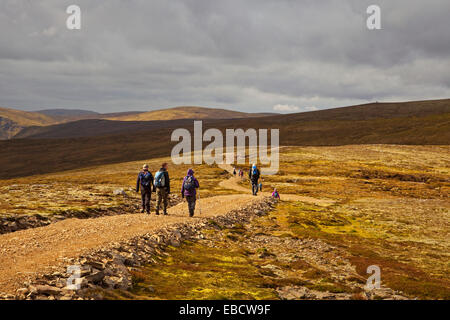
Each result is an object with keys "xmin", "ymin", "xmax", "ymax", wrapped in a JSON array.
[
  {"xmin": 13, "ymin": 118, "xmax": 196, "ymax": 139},
  {"xmin": 15, "ymin": 106, "xmax": 275, "ymax": 139},
  {"xmin": 34, "ymin": 109, "xmax": 144, "ymax": 122},
  {"xmin": 3, "ymin": 105, "xmax": 273, "ymax": 140},
  {"xmin": 0, "ymin": 107, "xmax": 56, "ymax": 139},
  {"xmin": 35, "ymin": 109, "xmax": 99, "ymax": 117},
  {"xmin": 2, "ymin": 98, "xmax": 449, "ymax": 179},
  {"xmin": 13, "ymin": 99, "xmax": 450, "ymax": 140},
  {"xmin": 105, "ymin": 106, "xmax": 275, "ymax": 121}
]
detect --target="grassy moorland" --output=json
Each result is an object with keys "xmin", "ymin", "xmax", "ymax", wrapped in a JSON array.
[
  {"xmin": 244, "ymin": 145, "xmax": 449, "ymax": 299},
  {"xmin": 0, "ymin": 158, "xmax": 232, "ymax": 218},
  {"xmin": 0, "ymin": 144, "xmax": 448, "ymax": 299},
  {"xmin": 103, "ymin": 145, "xmax": 449, "ymax": 300}
]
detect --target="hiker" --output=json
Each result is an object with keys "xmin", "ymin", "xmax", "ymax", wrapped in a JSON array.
[
  {"xmin": 272, "ymin": 188, "xmax": 280, "ymax": 199},
  {"xmin": 136, "ymin": 164, "xmax": 154, "ymax": 214},
  {"xmin": 259, "ymin": 182, "xmax": 263, "ymax": 192},
  {"xmin": 248, "ymin": 163, "xmax": 261, "ymax": 196},
  {"xmin": 154, "ymin": 162, "xmax": 170, "ymax": 215},
  {"xmin": 240, "ymin": 169, "xmax": 244, "ymax": 178},
  {"xmin": 233, "ymin": 168, "xmax": 236, "ymax": 176},
  {"xmin": 181, "ymin": 169, "xmax": 200, "ymax": 217}
]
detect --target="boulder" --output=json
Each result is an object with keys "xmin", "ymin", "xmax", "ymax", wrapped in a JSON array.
[
  {"xmin": 86, "ymin": 261, "xmax": 106, "ymax": 270},
  {"xmin": 35, "ymin": 285, "xmax": 62, "ymax": 296},
  {"xmin": 85, "ymin": 270, "xmax": 105, "ymax": 284},
  {"xmin": 113, "ymin": 189, "xmax": 127, "ymax": 196}
]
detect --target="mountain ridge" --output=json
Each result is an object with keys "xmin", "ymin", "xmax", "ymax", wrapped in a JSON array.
[
  {"xmin": 1, "ymin": 98, "xmax": 448, "ymax": 179},
  {"xmin": 1, "ymin": 106, "xmax": 276, "ymax": 139}
]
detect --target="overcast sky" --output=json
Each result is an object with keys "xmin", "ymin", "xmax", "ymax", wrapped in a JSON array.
[{"xmin": 0, "ymin": 0, "xmax": 449, "ymax": 113}]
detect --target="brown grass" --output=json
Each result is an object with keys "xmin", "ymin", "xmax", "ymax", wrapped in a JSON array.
[{"xmin": 259, "ymin": 145, "xmax": 449, "ymax": 299}]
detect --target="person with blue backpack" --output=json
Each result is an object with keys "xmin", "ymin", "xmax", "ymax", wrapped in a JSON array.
[
  {"xmin": 136, "ymin": 164, "xmax": 154, "ymax": 214},
  {"xmin": 248, "ymin": 163, "xmax": 261, "ymax": 196},
  {"xmin": 181, "ymin": 168, "xmax": 200, "ymax": 217},
  {"xmin": 154, "ymin": 162, "xmax": 170, "ymax": 215}
]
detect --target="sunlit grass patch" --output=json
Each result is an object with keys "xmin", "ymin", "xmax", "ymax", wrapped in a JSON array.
[
  {"xmin": 268, "ymin": 199, "xmax": 450, "ymax": 299},
  {"xmin": 0, "ymin": 158, "xmax": 235, "ymax": 217},
  {"xmin": 124, "ymin": 242, "xmax": 279, "ymax": 300}
]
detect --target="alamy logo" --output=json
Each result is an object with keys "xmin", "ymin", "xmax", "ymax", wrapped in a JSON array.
[
  {"xmin": 66, "ymin": 265, "xmax": 81, "ymax": 290},
  {"xmin": 171, "ymin": 121, "xmax": 279, "ymax": 174},
  {"xmin": 66, "ymin": 5, "xmax": 81, "ymax": 30},
  {"xmin": 366, "ymin": 265, "xmax": 381, "ymax": 290},
  {"xmin": 367, "ymin": 5, "xmax": 381, "ymax": 30}
]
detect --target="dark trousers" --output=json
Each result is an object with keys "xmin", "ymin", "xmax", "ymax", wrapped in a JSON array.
[
  {"xmin": 252, "ymin": 182, "xmax": 258, "ymax": 195},
  {"xmin": 186, "ymin": 195, "xmax": 196, "ymax": 217},
  {"xmin": 156, "ymin": 187, "xmax": 168, "ymax": 214},
  {"xmin": 141, "ymin": 188, "xmax": 151, "ymax": 212}
]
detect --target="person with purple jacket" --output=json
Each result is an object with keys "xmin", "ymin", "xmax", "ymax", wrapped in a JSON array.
[
  {"xmin": 271, "ymin": 188, "xmax": 280, "ymax": 200},
  {"xmin": 181, "ymin": 169, "xmax": 200, "ymax": 217}
]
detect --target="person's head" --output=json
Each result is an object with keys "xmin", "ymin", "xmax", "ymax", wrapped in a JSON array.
[
  {"xmin": 142, "ymin": 164, "xmax": 149, "ymax": 171},
  {"xmin": 187, "ymin": 168, "xmax": 194, "ymax": 176},
  {"xmin": 274, "ymin": 188, "xmax": 277, "ymax": 192},
  {"xmin": 161, "ymin": 162, "xmax": 168, "ymax": 170}
]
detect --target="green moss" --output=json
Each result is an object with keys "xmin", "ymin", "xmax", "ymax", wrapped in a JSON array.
[
  {"xmin": 264, "ymin": 200, "xmax": 450, "ymax": 299},
  {"xmin": 114, "ymin": 241, "xmax": 279, "ymax": 300}
]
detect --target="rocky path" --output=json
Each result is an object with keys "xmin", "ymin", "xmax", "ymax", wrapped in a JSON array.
[
  {"xmin": 0, "ymin": 194, "xmax": 260, "ymax": 295},
  {"xmin": 218, "ymin": 163, "xmax": 335, "ymax": 206}
]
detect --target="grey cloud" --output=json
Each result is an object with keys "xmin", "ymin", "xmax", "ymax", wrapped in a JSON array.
[{"xmin": 0, "ymin": 0, "xmax": 449, "ymax": 113}]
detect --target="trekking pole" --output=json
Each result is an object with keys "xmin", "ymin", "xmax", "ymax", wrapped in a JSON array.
[{"xmin": 198, "ymin": 189, "xmax": 202, "ymax": 215}]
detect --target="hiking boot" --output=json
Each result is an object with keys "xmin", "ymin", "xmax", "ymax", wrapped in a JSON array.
[
  {"xmin": 163, "ymin": 212, "xmax": 168, "ymax": 216},
  {"xmin": 146, "ymin": 211, "xmax": 150, "ymax": 214},
  {"xmin": 155, "ymin": 212, "xmax": 159, "ymax": 215},
  {"xmin": 141, "ymin": 209, "xmax": 145, "ymax": 213}
]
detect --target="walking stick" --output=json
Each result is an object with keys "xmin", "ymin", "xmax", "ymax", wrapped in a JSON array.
[{"xmin": 198, "ymin": 189, "xmax": 202, "ymax": 215}]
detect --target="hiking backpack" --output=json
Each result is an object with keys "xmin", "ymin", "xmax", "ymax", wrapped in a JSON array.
[
  {"xmin": 141, "ymin": 172, "xmax": 152, "ymax": 187},
  {"xmin": 183, "ymin": 176, "xmax": 195, "ymax": 191},
  {"xmin": 252, "ymin": 167, "xmax": 258, "ymax": 177},
  {"xmin": 154, "ymin": 171, "xmax": 166, "ymax": 188}
]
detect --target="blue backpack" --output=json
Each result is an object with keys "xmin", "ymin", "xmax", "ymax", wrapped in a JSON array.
[
  {"xmin": 154, "ymin": 171, "xmax": 166, "ymax": 188},
  {"xmin": 252, "ymin": 167, "xmax": 258, "ymax": 176}
]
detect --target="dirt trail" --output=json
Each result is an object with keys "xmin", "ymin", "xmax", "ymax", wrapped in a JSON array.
[
  {"xmin": 1, "ymin": 156, "xmax": 332, "ymax": 295},
  {"xmin": 218, "ymin": 163, "xmax": 335, "ymax": 206},
  {"xmin": 0, "ymin": 194, "xmax": 260, "ymax": 294}
]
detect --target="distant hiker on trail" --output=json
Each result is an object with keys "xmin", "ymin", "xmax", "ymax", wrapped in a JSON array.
[
  {"xmin": 136, "ymin": 164, "xmax": 154, "ymax": 214},
  {"xmin": 259, "ymin": 182, "xmax": 263, "ymax": 192},
  {"xmin": 154, "ymin": 162, "xmax": 170, "ymax": 215},
  {"xmin": 181, "ymin": 169, "xmax": 200, "ymax": 217},
  {"xmin": 233, "ymin": 168, "xmax": 236, "ymax": 176},
  {"xmin": 239, "ymin": 169, "xmax": 244, "ymax": 178},
  {"xmin": 272, "ymin": 188, "xmax": 280, "ymax": 199},
  {"xmin": 248, "ymin": 164, "xmax": 261, "ymax": 196}
]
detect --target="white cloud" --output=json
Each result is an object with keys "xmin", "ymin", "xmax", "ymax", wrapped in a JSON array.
[{"xmin": 273, "ymin": 104, "xmax": 300, "ymax": 112}]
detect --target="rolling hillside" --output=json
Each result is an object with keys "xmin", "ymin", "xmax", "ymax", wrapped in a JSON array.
[
  {"xmin": 1, "ymin": 99, "xmax": 449, "ymax": 179},
  {"xmin": 13, "ymin": 106, "xmax": 274, "ymax": 139},
  {"xmin": 13, "ymin": 99, "xmax": 450, "ymax": 140},
  {"xmin": 0, "ymin": 107, "xmax": 56, "ymax": 139},
  {"xmin": 105, "ymin": 106, "xmax": 274, "ymax": 121},
  {"xmin": 13, "ymin": 119, "xmax": 195, "ymax": 139},
  {"xmin": 35, "ymin": 109, "xmax": 144, "ymax": 122},
  {"xmin": 16, "ymin": 106, "xmax": 275, "ymax": 139}
]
